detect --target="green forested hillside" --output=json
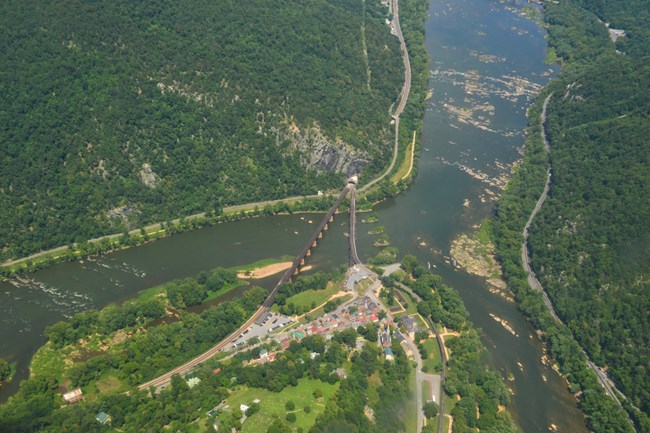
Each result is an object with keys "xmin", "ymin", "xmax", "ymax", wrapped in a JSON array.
[
  {"xmin": 0, "ymin": 0, "xmax": 402, "ymax": 260},
  {"xmin": 493, "ymin": 0, "xmax": 649, "ymax": 430}
]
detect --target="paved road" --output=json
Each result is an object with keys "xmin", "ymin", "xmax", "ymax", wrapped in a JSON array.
[
  {"xmin": 2, "ymin": 0, "xmax": 412, "ymax": 271},
  {"xmin": 422, "ymin": 372, "xmax": 442, "ymax": 406},
  {"xmin": 400, "ymin": 331, "xmax": 426, "ymax": 433},
  {"xmin": 521, "ymin": 94, "xmax": 559, "ymax": 322},
  {"xmin": 359, "ymin": 0, "xmax": 412, "ymax": 193},
  {"xmin": 383, "ymin": 264, "xmax": 447, "ymax": 433},
  {"xmin": 521, "ymin": 94, "xmax": 630, "ymax": 417}
]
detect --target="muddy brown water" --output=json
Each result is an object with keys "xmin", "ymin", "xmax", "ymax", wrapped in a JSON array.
[{"xmin": 0, "ymin": 1, "xmax": 589, "ymax": 431}]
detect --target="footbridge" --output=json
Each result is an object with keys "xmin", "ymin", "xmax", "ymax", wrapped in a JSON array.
[
  {"xmin": 348, "ymin": 184, "xmax": 361, "ymax": 267},
  {"xmin": 263, "ymin": 176, "xmax": 359, "ymax": 307},
  {"xmin": 139, "ymin": 177, "xmax": 362, "ymax": 391}
]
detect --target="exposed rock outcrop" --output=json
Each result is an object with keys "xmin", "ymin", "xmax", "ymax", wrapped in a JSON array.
[
  {"xmin": 139, "ymin": 163, "xmax": 159, "ymax": 189},
  {"xmin": 283, "ymin": 125, "xmax": 370, "ymax": 177}
]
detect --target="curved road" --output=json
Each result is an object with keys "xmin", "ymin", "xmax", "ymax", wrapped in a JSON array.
[
  {"xmin": 521, "ymin": 94, "xmax": 630, "ymax": 416},
  {"xmin": 348, "ymin": 184, "xmax": 361, "ymax": 266},
  {"xmin": 403, "ymin": 287, "xmax": 447, "ymax": 433},
  {"xmin": 3, "ymin": 0, "xmax": 411, "ymax": 271},
  {"xmin": 384, "ymin": 267, "xmax": 446, "ymax": 433},
  {"xmin": 521, "ymin": 94, "xmax": 559, "ymax": 323},
  {"xmin": 359, "ymin": 0, "xmax": 412, "ymax": 193}
]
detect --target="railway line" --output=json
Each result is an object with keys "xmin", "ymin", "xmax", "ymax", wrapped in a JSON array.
[
  {"xmin": 521, "ymin": 94, "xmax": 631, "ymax": 421},
  {"xmin": 139, "ymin": 178, "xmax": 359, "ymax": 391}
]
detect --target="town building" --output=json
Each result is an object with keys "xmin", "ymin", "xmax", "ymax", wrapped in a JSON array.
[
  {"xmin": 400, "ymin": 315, "xmax": 418, "ymax": 339},
  {"xmin": 95, "ymin": 412, "xmax": 111, "ymax": 425},
  {"xmin": 62, "ymin": 389, "xmax": 83, "ymax": 404}
]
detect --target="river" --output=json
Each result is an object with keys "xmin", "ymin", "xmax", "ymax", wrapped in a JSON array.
[{"xmin": 0, "ymin": 0, "xmax": 588, "ymax": 431}]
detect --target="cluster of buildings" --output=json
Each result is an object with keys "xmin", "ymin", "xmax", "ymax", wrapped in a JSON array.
[
  {"xmin": 275, "ymin": 295, "xmax": 383, "ymax": 347},
  {"xmin": 62, "ymin": 388, "xmax": 111, "ymax": 425}
]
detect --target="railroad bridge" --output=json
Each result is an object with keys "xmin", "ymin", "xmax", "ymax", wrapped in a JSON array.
[
  {"xmin": 138, "ymin": 177, "xmax": 363, "ymax": 391},
  {"xmin": 262, "ymin": 176, "xmax": 360, "ymax": 307}
]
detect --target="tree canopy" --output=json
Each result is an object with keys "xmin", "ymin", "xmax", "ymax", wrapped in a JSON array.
[{"xmin": 0, "ymin": 0, "xmax": 403, "ymax": 261}]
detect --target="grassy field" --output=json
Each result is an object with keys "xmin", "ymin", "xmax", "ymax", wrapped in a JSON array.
[
  {"xmin": 393, "ymin": 288, "xmax": 418, "ymax": 319},
  {"xmin": 443, "ymin": 415, "xmax": 452, "ymax": 433},
  {"xmin": 422, "ymin": 337, "xmax": 442, "ymax": 372},
  {"xmin": 404, "ymin": 369, "xmax": 419, "ymax": 433},
  {"xmin": 83, "ymin": 373, "xmax": 128, "ymax": 401},
  {"xmin": 445, "ymin": 393, "xmax": 458, "ymax": 415},
  {"xmin": 282, "ymin": 283, "xmax": 339, "ymax": 312},
  {"xmin": 414, "ymin": 314, "xmax": 428, "ymax": 331},
  {"xmin": 219, "ymin": 378, "xmax": 338, "ymax": 433},
  {"xmin": 355, "ymin": 278, "xmax": 372, "ymax": 295},
  {"xmin": 421, "ymin": 379, "xmax": 431, "ymax": 402},
  {"xmin": 287, "ymin": 294, "xmax": 354, "ymax": 327},
  {"xmin": 391, "ymin": 130, "xmax": 416, "ymax": 183}
]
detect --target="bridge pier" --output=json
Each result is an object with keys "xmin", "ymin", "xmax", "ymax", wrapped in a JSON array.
[
  {"xmin": 300, "ymin": 258, "xmax": 305, "ymax": 266},
  {"xmin": 306, "ymin": 249, "xmax": 311, "ymax": 257},
  {"xmin": 324, "ymin": 223, "xmax": 328, "ymax": 231},
  {"xmin": 318, "ymin": 232, "xmax": 323, "ymax": 239}
]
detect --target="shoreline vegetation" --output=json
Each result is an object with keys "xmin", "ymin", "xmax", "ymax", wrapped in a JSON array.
[
  {"xmin": 0, "ymin": 248, "xmax": 521, "ymax": 432},
  {"xmin": 0, "ymin": 0, "xmax": 430, "ymax": 279},
  {"xmin": 449, "ymin": 223, "xmax": 514, "ymax": 303},
  {"xmin": 1, "ymin": 0, "xmax": 409, "ymax": 265},
  {"xmin": 489, "ymin": 0, "xmax": 649, "ymax": 429},
  {"xmin": 0, "ymin": 0, "xmax": 431, "ymax": 406}
]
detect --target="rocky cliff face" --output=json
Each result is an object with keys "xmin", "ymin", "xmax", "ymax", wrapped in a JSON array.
[{"xmin": 282, "ymin": 125, "xmax": 370, "ymax": 177}]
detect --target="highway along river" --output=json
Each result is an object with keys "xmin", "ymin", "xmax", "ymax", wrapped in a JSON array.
[{"xmin": 0, "ymin": 0, "xmax": 588, "ymax": 431}]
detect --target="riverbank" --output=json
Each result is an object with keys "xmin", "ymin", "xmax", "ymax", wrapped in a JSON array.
[
  {"xmin": 449, "ymin": 224, "xmax": 513, "ymax": 302},
  {"xmin": 490, "ymin": 88, "xmax": 636, "ymax": 432},
  {"xmin": 0, "ymin": 0, "xmax": 420, "ymax": 279},
  {"xmin": 237, "ymin": 262, "xmax": 314, "ymax": 280}
]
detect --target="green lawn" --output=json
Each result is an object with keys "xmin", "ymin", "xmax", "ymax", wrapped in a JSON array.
[
  {"xmin": 404, "ymin": 369, "xmax": 419, "ymax": 433},
  {"xmin": 445, "ymin": 393, "xmax": 458, "ymax": 415},
  {"xmin": 421, "ymin": 380, "xmax": 431, "ymax": 402},
  {"xmin": 219, "ymin": 378, "xmax": 338, "ymax": 433},
  {"xmin": 355, "ymin": 278, "xmax": 372, "ymax": 295},
  {"xmin": 84, "ymin": 373, "xmax": 128, "ymax": 401},
  {"xmin": 393, "ymin": 289, "xmax": 418, "ymax": 318},
  {"xmin": 422, "ymin": 338, "xmax": 442, "ymax": 372},
  {"xmin": 284, "ymin": 294, "xmax": 354, "ymax": 328},
  {"xmin": 283, "ymin": 283, "xmax": 339, "ymax": 312},
  {"xmin": 443, "ymin": 415, "xmax": 451, "ymax": 433}
]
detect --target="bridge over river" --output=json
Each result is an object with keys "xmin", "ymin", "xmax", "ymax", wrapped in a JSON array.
[{"xmin": 138, "ymin": 177, "xmax": 361, "ymax": 392}]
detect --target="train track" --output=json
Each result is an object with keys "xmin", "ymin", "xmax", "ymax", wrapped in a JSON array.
[{"xmin": 139, "ymin": 183, "xmax": 354, "ymax": 391}]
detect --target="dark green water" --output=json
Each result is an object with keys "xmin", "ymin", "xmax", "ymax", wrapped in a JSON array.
[{"xmin": 0, "ymin": 0, "xmax": 589, "ymax": 431}]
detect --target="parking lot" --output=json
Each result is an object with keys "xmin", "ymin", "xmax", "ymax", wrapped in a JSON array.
[{"xmin": 225, "ymin": 311, "xmax": 294, "ymax": 350}]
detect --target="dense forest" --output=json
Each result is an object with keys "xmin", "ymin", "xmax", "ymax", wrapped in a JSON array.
[
  {"xmin": 492, "ymin": 0, "xmax": 649, "ymax": 431},
  {"xmin": 0, "ymin": 0, "xmax": 403, "ymax": 261}
]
